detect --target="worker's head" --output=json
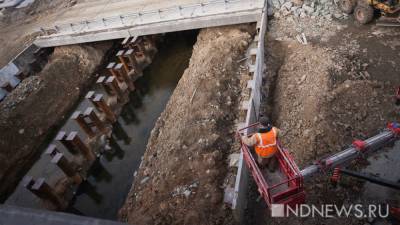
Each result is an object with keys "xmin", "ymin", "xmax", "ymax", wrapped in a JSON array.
[{"xmin": 259, "ymin": 116, "xmax": 272, "ymax": 131}]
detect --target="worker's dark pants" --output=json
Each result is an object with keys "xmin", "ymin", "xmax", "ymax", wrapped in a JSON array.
[{"xmin": 257, "ymin": 154, "xmax": 277, "ymax": 172}]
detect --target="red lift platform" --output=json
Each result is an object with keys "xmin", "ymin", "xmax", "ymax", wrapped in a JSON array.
[
  {"xmin": 238, "ymin": 123, "xmax": 305, "ymax": 208},
  {"xmin": 238, "ymin": 122, "xmax": 400, "ymax": 208}
]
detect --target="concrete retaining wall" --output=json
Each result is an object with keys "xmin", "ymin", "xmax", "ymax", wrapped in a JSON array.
[{"xmin": 232, "ymin": 0, "xmax": 267, "ymax": 222}]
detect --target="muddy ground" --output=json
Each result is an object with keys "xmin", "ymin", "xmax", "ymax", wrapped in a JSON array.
[
  {"xmin": 118, "ymin": 25, "xmax": 255, "ymax": 225},
  {"xmin": 246, "ymin": 12, "xmax": 400, "ymax": 225},
  {"xmin": 0, "ymin": 43, "xmax": 112, "ymax": 201}
]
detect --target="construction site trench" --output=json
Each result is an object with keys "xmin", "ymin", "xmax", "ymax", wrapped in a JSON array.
[{"xmin": 2, "ymin": 31, "xmax": 198, "ymax": 219}]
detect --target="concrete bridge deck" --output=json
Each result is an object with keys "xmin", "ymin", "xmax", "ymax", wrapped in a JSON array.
[{"xmin": 34, "ymin": 0, "xmax": 264, "ymax": 47}]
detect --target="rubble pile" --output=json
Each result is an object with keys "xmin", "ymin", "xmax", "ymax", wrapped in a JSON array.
[
  {"xmin": 266, "ymin": 0, "xmax": 350, "ymax": 42},
  {"xmin": 268, "ymin": 0, "xmax": 349, "ymax": 44},
  {"xmin": 269, "ymin": 0, "xmax": 347, "ymax": 20}
]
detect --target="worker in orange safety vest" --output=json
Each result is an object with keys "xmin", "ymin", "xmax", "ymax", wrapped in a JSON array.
[{"xmin": 241, "ymin": 117, "xmax": 280, "ymax": 172}]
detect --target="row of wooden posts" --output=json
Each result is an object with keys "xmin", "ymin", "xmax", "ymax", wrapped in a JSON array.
[{"xmin": 22, "ymin": 35, "xmax": 158, "ymax": 210}]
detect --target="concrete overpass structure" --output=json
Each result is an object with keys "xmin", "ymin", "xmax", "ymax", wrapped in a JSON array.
[{"xmin": 34, "ymin": 0, "xmax": 265, "ymax": 47}]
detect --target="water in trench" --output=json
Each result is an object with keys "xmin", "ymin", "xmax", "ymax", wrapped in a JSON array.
[
  {"xmin": 5, "ymin": 31, "xmax": 197, "ymax": 220},
  {"xmin": 66, "ymin": 31, "xmax": 197, "ymax": 219}
]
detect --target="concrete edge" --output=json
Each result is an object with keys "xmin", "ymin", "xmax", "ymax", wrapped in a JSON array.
[
  {"xmin": 34, "ymin": 10, "xmax": 262, "ymax": 47},
  {"xmin": 0, "ymin": 205, "xmax": 128, "ymax": 225},
  {"xmin": 231, "ymin": 0, "xmax": 268, "ymax": 223}
]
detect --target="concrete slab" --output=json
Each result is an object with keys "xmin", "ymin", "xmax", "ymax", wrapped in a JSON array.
[
  {"xmin": 56, "ymin": 0, "xmax": 204, "ymax": 24},
  {"xmin": 35, "ymin": 0, "xmax": 264, "ymax": 47},
  {"xmin": 36, "ymin": 9, "xmax": 261, "ymax": 47}
]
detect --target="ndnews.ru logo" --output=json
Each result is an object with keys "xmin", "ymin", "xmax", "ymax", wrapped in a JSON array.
[{"xmin": 271, "ymin": 204, "xmax": 389, "ymax": 218}]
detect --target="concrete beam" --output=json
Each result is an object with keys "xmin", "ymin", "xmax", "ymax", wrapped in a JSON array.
[{"xmin": 34, "ymin": 10, "xmax": 262, "ymax": 47}]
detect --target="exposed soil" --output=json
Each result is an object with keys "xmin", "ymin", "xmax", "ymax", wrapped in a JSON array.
[
  {"xmin": 118, "ymin": 25, "xmax": 255, "ymax": 225},
  {"xmin": 0, "ymin": 43, "xmax": 112, "ymax": 201},
  {"xmin": 246, "ymin": 11, "xmax": 400, "ymax": 225}
]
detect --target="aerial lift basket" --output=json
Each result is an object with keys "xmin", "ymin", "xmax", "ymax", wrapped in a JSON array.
[{"xmin": 237, "ymin": 123, "xmax": 305, "ymax": 208}]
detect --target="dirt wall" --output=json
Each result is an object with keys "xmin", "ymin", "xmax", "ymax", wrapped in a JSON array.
[
  {"xmin": 0, "ymin": 43, "xmax": 111, "ymax": 201},
  {"xmin": 119, "ymin": 25, "xmax": 254, "ymax": 225}
]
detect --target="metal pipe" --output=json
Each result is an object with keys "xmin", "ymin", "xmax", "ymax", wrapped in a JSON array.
[{"xmin": 301, "ymin": 129, "xmax": 397, "ymax": 180}]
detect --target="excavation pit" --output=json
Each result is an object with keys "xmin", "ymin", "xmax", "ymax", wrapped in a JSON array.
[{"xmin": 4, "ymin": 30, "xmax": 197, "ymax": 220}]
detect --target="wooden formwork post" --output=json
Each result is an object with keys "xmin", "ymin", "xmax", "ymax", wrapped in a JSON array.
[
  {"xmin": 22, "ymin": 176, "xmax": 35, "ymax": 190},
  {"xmin": 51, "ymin": 153, "xmax": 83, "ymax": 184},
  {"xmin": 124, "ymin": 49, "xmax": 139, "ymax": 69},
  {"xmin": 65, "ymin": 131, "xmax": 96, "ymax": 162},
  {"xmin": 83, "ymin": 107, "xmax": 108, "ymax": 135},
  {"xmin": 107, "ymin": 62, "xmax": 123, "ymax": 83},
  {"xmin": 45, "ymin": 144, "xmax": 60, "ymax": 157},
  {"xmin": 92, "ymin": 94, "xmax": 116, "ymax": 123},
  {"xmin": 23, "ymin": 177, "xmax": 68, "ymax": 210},
  {"xmin": 55, "ymin": 131, "xmax": 77, "ymax": 154},
  {"xmin": 71, "ymin": 111, "xmax": 95, "ymax": 138},
  {"xmin": 116, "ymin": 50, "xmax": 130, "ymax": 74},
  {"xmin": 121, "ymin": 37, "xmax": 132, "ymax": 48},
  {"xmin": 96, "ymin": 76, "xmax": 115, "ymax": 97},
  {"xmin": 105, "ymin": 76, "xmax": 124, "ymax": 99},
  {"xmin": 86, "ymin": 91, "xmax": 116, "ymax": 122},
  {"xmin": 128, "ymin": 36, "xmax": 139, "ymax": 49},
  {"xmin": 114, "ymin": 63, "xmax": 134, "ymax": 91},
  {"xmin": 85, "ymin": 90, "xmax": 96, "ymax": 101}
]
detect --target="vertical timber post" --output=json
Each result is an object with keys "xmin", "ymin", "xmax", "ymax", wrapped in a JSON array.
[
  {"xmin": 23, "ymin": 177, "xmax": 67, "ymax": 210},
  {"xmin": 55, "ymin": 131, "xmax": 77, "ymax": 154},
  {"xmin": 71, "ymin": 111, "xmax": 95, "ymax": 138},
  {"xmin": 51, "ymin": 153, "xmax": 83, "ymax": 184},
  {"xmin": 84, "ymin": 107, "xmax": 108, "ymax": 135},
  {"xmin": 65, "ymin": 131, "xmax": 96, "ymax": 162}
]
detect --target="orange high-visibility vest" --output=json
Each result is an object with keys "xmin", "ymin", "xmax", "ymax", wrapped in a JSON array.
[{"xmin": 255, "ymin": 128, "xmax": 277, "ymax": 158}]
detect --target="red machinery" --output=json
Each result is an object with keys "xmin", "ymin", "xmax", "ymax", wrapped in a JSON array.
[
  {"xmin": 238, "ymin": 123, "xmax": 305, "ymax": 208},
  {"xmin": 238, "ymin": 122, "xmax": 400, "ymax": 208}
]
